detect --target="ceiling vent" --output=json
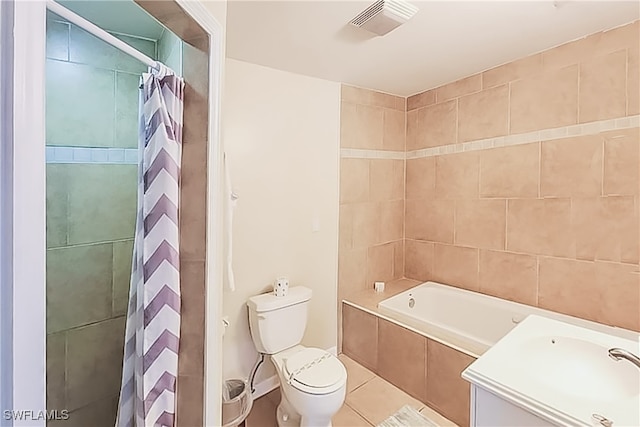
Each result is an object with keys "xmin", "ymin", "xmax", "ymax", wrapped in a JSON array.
[{"xmin": 349, "ymin": 0, "xmax": 419, "ymax": 36}]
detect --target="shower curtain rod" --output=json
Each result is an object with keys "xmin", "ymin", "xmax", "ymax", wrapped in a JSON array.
[{"xmin": 46, "ymin": 0, "xmax": 160, "ymax": 71}]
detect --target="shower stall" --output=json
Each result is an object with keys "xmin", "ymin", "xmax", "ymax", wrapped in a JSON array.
[{"xmin": 45, "ymin": 4, "xmax": 183, "ymax": 425}]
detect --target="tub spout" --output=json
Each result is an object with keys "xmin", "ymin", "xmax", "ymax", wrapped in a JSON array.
[{"xmin": 608, "ymin": 348, "xmax": 640, "ymax": 369}]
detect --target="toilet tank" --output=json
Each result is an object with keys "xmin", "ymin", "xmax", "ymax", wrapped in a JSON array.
[{"xmin": 247, "ymin": 286, "xmax": 312, "ymax": 354}]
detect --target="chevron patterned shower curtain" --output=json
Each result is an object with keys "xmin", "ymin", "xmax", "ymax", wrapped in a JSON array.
[{"xmin": 116, "ymin": 64, "xmax": 184, "ymax": 427}]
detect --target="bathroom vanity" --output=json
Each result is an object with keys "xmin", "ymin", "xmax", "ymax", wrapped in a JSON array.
[{"xmin": 462, "ymin": 315, "xmax": 640, "ymax": 427}]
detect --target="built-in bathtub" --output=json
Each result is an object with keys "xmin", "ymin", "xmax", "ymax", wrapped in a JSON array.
[
  {"xmin": 340, "ymin": 280, "xmax": 638, "ymax": 426},
  {"xmin": 377, "ymin": 281, "xmax": 637, "ymax": 358}
]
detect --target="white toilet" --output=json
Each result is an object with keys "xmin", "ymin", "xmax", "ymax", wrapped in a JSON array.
[{"xmin": 247, "ymin": 286, "xmax": 347, "ymax": 427}]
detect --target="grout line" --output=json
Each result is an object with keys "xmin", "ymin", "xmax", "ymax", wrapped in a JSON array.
[
  {"xmin": 601, "ymin": 138, "xmax": 605, "ymax": 196},
  {"xmin": 576, "ymin": 63, "xmax": 581, "ymax": 124},
  {"xmin": 537, "ymin": 141, "xmax": 542, "ymax": 198},
  {"xmin": 507, "ymin": 81, "xmax": 512, "ymax": 134}
]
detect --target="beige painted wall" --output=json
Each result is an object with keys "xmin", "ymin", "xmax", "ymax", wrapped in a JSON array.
[{"xmin": 222, "ymin": 58, "xmax": 340, "ymax": 382}]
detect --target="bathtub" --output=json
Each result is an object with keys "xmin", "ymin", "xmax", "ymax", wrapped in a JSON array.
[{"xmin": 377, "ymin": 281, "xmax": 637, "ymax": 357}]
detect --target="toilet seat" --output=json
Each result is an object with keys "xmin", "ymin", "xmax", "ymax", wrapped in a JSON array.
[{"xmin": 283, "ymin": 348, "xmax": 346, "ymax": 395}]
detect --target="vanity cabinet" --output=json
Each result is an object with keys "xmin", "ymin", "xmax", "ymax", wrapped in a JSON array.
[{"xmin": 470, "ymin": 385, "xmax": 554, "ymax": 427}]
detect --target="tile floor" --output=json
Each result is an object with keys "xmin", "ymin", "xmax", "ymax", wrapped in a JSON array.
[{"xmin": 245, "ymin": 354, "xmax": 457, "ymax": 427}]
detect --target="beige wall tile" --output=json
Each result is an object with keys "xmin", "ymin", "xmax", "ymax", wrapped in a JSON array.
[
  {"xmin": 406, "ymin": 109, "xmax": 418, "ymax": 151},
  {"xmin": 426, "ymin": 339, "xmax": 475, "ymax": 427},
  {"xmin": 393, "ymin": 240, "xmax": 404, "ymax": 279},
  {"xmin": 66, "ymin": 317, "xmax": 125, "ymax": 410},
  {"xmin": 479, "ymin": 250, "xmax": 537, "ymax": 305},
  {"xmin": 176, "ymin": 375, "xmax": 204, "ymax": 427},
  {"xmin": 367, "ymin": 243, "xmax": 395, "ymax": 285},
  {"xmin": 628, "ymin": 47, "xmax": 640, "ymax": 115},
  {"xmin": 458, "ymin": 85, "xmax": 509, "ymax": 142},
  {"xmin": 540, "ymin": 135, "xmax": 603, "ymax": 198},
  {"xmin": 435, "ymin": 152, "xmax": 479, "ymax": 199},
  {"xmin": 482, "ymin": 54, "xmax": 543, "ymax": 88},
  {"xmin": 340, "ymin": 102, "xmax": 384, "ymax": 149},
  {"xmin": 406, "ymin": 157, "xmax": 436, "ymax": 200},
  {"xmin": 588, "ymin": 20, "xmax": 639, "ymax": 60},
  {"xmin": 340, "ymin": 158, "xmax": 369, "ymax": 204},
  {"xmin": 603, "ymin": 128, "xmax": 640, "ymax": 196},
  {"xmin": 341, "ymin": 84, "xmax": 372, "ymax": 105},
  {"xmin": 510, "ymin": 65, "xmax": 578, "ymax": 133},
  {"xmin": 579, "ymin": 50, "xmax": 627, "ymax": 123},
  {"xmin": 346, "ymin": 377, "xmax": 424, "ymax": 426},
  {"xmin": 352, "ymin": 202, "xmax": 380, "ymax": 248},
  {"xmin": 542, "ymin": 37, "xmax": 590, "ymax": 71},
  {"xmin": 370, "ymin": 91, "xmax": 401, "ymax": 110},
  {"xmin": 480, "ymin": 142, "xmax": 540, "ymax": 198},
  {"xmin": 378, "ymin": 319, "xmax": 427, "ymax": 402},
  {"xmin": 405, "ymin": 240, "xmax": 434, "ymax": 281},
  {"xmin": 339, "ymin": 204, "xmax": 354, "ymax": 252},
  {"xmin": 455, "ymin": 199, "xmax": 506, "ymax": 250},
  {"xmin": 407, "ymin": 89, "xmax": 436, "ymax": 111},
  {"xmin": 338, "ymin": 248, "xmax": 367, "ymax": 295},
  {"xmin": 432, "ymin": 244, "xmax": 479, "ymax": 291},
  {"xmin": 383, "ymin": 109, "xmax": 405, "ymax": 151},
  {"xmin": 380, "ymin": 200, "xmax": 404, "ymax": 243},
  {"xmin": 342, "ymin": 304, "xmax": 378, "ymax": 370},
  {"xmin": 538, "ymin": 257, "xmax": 640, "ymax": 331},
  {"xmin": 414, "ymin": 100, "xmax": 457, "ymax": 149},
  {"xmin": 369, "ymin": 159, "xmax": 404, "ymax": 202},
  {"xmin": 180, "ymin": 130, "xmax": 207, "ymax": 262},
  {"xmin": 507, "ymin": 198, "xmax": 574, "ymax": 258},
  {"xmin": 541, "ymin": 21, "xmax": 638, "ymax": 71},
  {"xmin": 573, "ymin": 196, "xmax": 639, "ymax": 264},
  {"xmin": 396, "ymin": 96, "xmax": 407, "ymax": 112},
  {"xmin": 436, "ymin": 74, "xmax": 482, "ymax": 102},
  {"xmin": 405, "ymin": 199, "xmax": 454, "ymax": 243},
  {"xmin": 179, "ymin": 260, "xmax": 206, "ymax": 377}
]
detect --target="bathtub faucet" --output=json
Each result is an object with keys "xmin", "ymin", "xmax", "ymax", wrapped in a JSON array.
[{"xmin": 608, "ymin": 348, "xmax": 640, "ymax": 369}]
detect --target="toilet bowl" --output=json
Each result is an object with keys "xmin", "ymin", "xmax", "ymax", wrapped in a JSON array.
[
  {"xmin": 271, "ymin": 346, "xmax": 347, "ymax": 427},
  {"xmin": 246, "ymin": 286, "xmax": 348, "ymax": 427}
]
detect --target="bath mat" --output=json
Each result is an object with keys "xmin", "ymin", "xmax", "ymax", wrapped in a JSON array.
[{"xmin": 377, "ymin": 405, "xmax": 438, "ymax": 427}]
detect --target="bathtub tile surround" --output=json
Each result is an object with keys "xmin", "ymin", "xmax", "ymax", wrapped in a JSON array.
[
  {"xmin": 338, "ymin": 86, "xmax": 406, "ymax": 301},
  {"xmin": 339, "ymin": 20, "xmax": 640, "ymax": 332},
  {"xmin": 378, "ymin": 318, "xmax": 427, "ymax": 402},
  {"xmin": 342, "ymin": 302, "xmax": 474, "ymax": 426}
]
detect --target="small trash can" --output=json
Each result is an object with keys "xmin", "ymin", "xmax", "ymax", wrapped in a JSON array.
[{"xmin": 222, "ymin": 379, "xmax": 253, "ymax": 427}]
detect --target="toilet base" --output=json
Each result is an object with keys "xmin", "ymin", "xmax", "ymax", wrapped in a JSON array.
[{"xmin": 276, "ymin": 392, "xmax": 333, "ymax": 427}]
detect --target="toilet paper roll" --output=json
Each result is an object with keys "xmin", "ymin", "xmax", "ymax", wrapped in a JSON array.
[{"xmin": 274, "ymin": 277, "xmax": 289, "ymax": 297}]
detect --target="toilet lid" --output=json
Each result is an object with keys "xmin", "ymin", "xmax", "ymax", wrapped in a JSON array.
[{"xmin": 285, "ymin": 348, "xmax": 346, "ymax": 390}]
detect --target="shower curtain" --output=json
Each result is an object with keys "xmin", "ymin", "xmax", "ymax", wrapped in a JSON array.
[{"xmin": 117, "ymin": 64, "xmax": 184, "ymax": 427}]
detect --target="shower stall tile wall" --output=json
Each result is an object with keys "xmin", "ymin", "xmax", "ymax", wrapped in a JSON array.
[{"xmin": 45, "ymin": 16, "xmax": 157, "ymax": 426}]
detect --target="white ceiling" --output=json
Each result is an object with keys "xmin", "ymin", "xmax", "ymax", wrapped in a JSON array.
[
  {"xmin": 55, "ymin": 0, "xmax": 165, "ymax": 40},
  {"xmin": 227, "ymin": 0, "xmax": 640, "ymax": 96}
]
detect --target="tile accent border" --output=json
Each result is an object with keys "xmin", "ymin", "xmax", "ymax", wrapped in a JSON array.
[
  {"xmin": 46, "ymin": 146, "xmax": 138, "ymax": 164},
  {"xmin": 340, "ymin": 148, "xmax": 405, "ymax": 160},
  {"xmin": 341, "ymin": 115, "xmax": 640, "ymax": 160}
]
